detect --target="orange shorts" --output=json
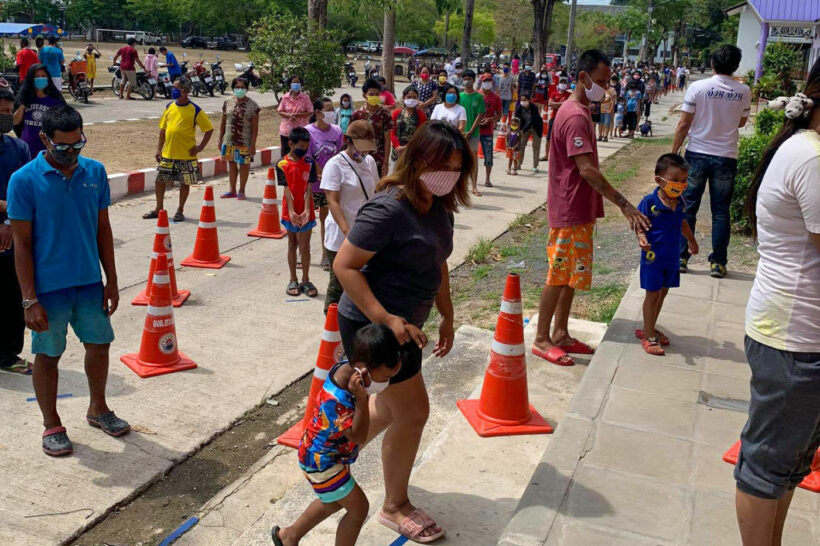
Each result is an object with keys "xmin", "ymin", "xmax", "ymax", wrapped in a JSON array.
[{"xmin": 546, "ymin": 223, "xmax": 594, "ymax": 291}]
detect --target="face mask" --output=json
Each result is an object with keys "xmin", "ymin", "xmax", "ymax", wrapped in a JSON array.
[
  {"xmin": 341, "ymin": 101, "xmax": 351, "ymax": 109},
  {"xmin": 525, "ymin": 66, "xmax": 532, "ymax": 71},
  {"xmin": 348, "ymin": 145, "xmax": 366, "ymax": 162},
  {"xmin": 323, "ymin": 111, "xmax": 336, "ymax": 124},
  {"xmin": 455, "ymin": 68, "xmax": 462, "ymax": 75},
  {"xmin": 481, "ymin": 81, "xmax": 493, "ymax": 90},
  {"xmin": 420, "ymin": 170, "xmax": 460, "ymax": 196},
  {"xmin": 290, "ymin": 83, "xmax": 301, "ymax": 92},
  {"xmin": 583, "ymin": 75, "xmax": 606, "ymax": 102},
  {"xmin": 660, "ymin": 178, "xmax": 687, "ymax": 198},
  {"xmin": 558, "ymin": 84, "xmax": 567, "ymax": 91},
  {"xmin": 510, "ymin": 124, "xmax": 519, "ymax": 131},
  {"xmin": 0, "ymin": 113, "xmax": 13, "ymax": 134},
  {"xmin": 355, "ymin": 368, "xmax": 389, "ymax": 395},
  {"xmin": 292, "ymin": 147, "xmax": 308, "ymax": 158},
  {"xmin": 404, "ymin": 98, "xmax": 419, "ymax": 108},
  {"xmin": 438, "ymin": 76, "xmax": 447, "ymax": 84},
  {"xmin": 34, "ymin": 77, "xmax": 49, "ymax": 90},
  {"xmin": 503, "ymin": 68, "xmax": 509, "ymax": 74},
  {"xmin": 233, "ymin": 88, "xmax": 247, "ymax": 98},
  {"xmin": 366, "ymin": 95, "xmax": 381, "ymax": 106},
  {"xmin": 520, "ymin": 100, "xmax": 530, "ymax": 107},
  {"xmin": 420, "ymin": 73, "xmax": 430, "ymax": 81},
  {"xmin": 541, "ymin": 73, "xmax": 547, "ymax": 78},
  {"xmin": 445, "ymin": 93, "xmax": 457, "ymax": 104},
  {"xmin": 171, "ymin": 87, "xmax": 182, "ymax": 99}
]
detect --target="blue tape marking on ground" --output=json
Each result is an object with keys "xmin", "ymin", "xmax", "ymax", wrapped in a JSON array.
[
  {"xmin": 286, "ymin": 299, "xmax": 310, "ymax": 302},
  {"xmin": 389, "ymin": 535, "xmax": 409, "ymax": 546},
  {"xmin": 27, "ymin": 393, "xmax": 73, "ymax": 402},
  {"xmin": 158, "ymin": 516, "xmax": 199, "ymax": 546}
]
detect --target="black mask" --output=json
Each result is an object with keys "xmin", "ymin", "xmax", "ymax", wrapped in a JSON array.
[
  {"xmin": 0, "ymin": 113, "xmax": 13, "ymax": 134},
  {"xmin": 293, "ymin": 148, "xmax": 308, "ymax": 158}
]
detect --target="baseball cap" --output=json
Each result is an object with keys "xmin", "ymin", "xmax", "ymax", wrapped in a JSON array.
[
  {"xmin": 345, "ymin": 120, "xmax": 377, "ymax": 152},
  {"xmin": 480, "ymin": 73, "xmax": 493, "ymax": 82}
]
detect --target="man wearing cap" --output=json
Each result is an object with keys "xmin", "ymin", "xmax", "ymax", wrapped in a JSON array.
[
  {"xmin": 320, "ymin": 120, "xmax": 379, "ymax": 313},
  {"xmin": 478, "ymin": 73, "xmax": 502, "ymax": 189}
]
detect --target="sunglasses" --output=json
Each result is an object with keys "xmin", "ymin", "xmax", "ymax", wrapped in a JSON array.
[{"xmin": 46, "ymin": 134, "xmax": 87, "ymax": 153}]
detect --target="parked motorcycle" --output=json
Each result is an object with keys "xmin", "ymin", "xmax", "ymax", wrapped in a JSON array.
[
  {"xmin": 157, "ymin": 71, "xmax": 173, "ymax": 98},
  {"xmin": 211, "ymin": 55, "xmax": 227, "ymax": 94},
  {"xmin": 108, "ymin": 61, "xmax": 155, "ymax": 100},
  {"xmin": 234, "ymin": 62, "xmax": 262, "ymax": 88},
  {"xmin": 68, "ymin": 55, "xmax": 91, "ymax": 103},
  {"xmin": 345, "ymin": 62, "xmax": 358, "ymax": 88},
  {"xmin": 193, "ymin": 59, "xmax": 215, "ymax": 97},
  {"xmin": 180, "ymin": 60, "xmax": 206, "ymax": 97}
]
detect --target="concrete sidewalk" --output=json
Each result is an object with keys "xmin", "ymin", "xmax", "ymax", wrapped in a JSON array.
[{"xmin": 499, "ymin": 265, "xmax": 820, "ymax": 545}]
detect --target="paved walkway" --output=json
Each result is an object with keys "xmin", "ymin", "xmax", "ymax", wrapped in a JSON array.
[{"xmin": 499, "ymin": 264, "xmax": 820, "ymax": 545}]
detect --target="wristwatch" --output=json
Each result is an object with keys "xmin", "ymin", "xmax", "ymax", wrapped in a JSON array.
[{"xmin": 22, "ymin": 298, "xmax": 38, "ymax": 309}]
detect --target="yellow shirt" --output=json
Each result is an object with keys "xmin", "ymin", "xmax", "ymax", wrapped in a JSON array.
[
  {"xmin": 159, "ymin": 101, "xmax": 214, "ymax": 160},
  {"xmin": 84, "ymin": 52, "xmax": 97, "ymax": 78}
]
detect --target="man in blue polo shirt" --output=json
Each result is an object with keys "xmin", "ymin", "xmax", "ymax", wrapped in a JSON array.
[
  {"xmin": 0, "ymin": 84, "xmax": 32, "ymax": 375},
  {"xmin": 8, "ymin": 105, "xmax": 129, "ymax": 457},
  {"xmin": 159, "ymin": 46, "xmax": 182, "ymax": 81}
]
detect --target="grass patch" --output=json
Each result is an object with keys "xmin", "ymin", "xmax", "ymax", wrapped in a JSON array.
[
  {"xmin": 582, "ymin": 283, "xmax": 628, "ymax": 324},
  {"xmin": 662, "ymin": 116, "xmax": 668, "ymax": 122},
  {"xmin": 472, "ymin": 265, "xmax": 492, "ymax": 281},
  {"xmin": 604, "ymin": 165, "xmax": 640, "ymax": 186},
  {"xmin": 593, "ymin": 263, "xmax": 615, "ymax": 275},
  {"xmin": 466, "ymin": 237, "xmax": 494, "ymax": 263},
  {"xmin": 508, "ymin": 213, "xmax": 533, "ymax": 231},
  {"xmin": 499, "ymin": 245, "xmax": 523, "ymax": 258}
]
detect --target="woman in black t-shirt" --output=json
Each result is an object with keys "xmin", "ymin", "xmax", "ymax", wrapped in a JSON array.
[{"xmin": 334, "ymin": 121, "xmax": 472, "ymax": 542}]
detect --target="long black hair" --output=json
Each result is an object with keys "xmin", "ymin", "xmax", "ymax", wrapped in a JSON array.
[
  {"xmin": 17, "ymin": 63, "xmax": 65, "ymax": 107},
  {"xmin": 746, "ymin": 57, "xmax": 820, "ymax": 237}
]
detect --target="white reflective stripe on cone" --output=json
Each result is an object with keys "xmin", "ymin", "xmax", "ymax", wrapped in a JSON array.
[
  {"xmin": 492, "ymin": 340, "xmax": 525, "ymax": 356},
  {"xmin": 265, "ymin": 180, "xmax": 276, "ymax": 186},
  {"xmin": 314, "ymin": 367, "xmax": 330, "ymax": 381},
  {"xmin": 203, "ymin": 200, "xmax": 215, "ymax": 206},
  {"xmin": 262, "ymin": 198, "xmax": 280, "ymax": 205},
  {"xmin": 321, "ymin": 329, "xmax": 342, "ymax": 343},
  {"xmin": 500, "ymin": 300, "xmax": 523, "ymax": 315},
  {"xmin": 156, "ymin": 227, "xmax": 170, "ymax": 234},
  {"xmin": 152, "ymin": 273, "xmax": 170, "ymax": 285},
  {"xmin": 199, "ymin": 221, "xmax": 217, "ymax": 229},
  {"xmin": 151, "ymin": 252, "xmax": 175, "ymax": 260},
  {"xmin": 147, "ymin": 305, "xmax": 173, "ymax": 316}
]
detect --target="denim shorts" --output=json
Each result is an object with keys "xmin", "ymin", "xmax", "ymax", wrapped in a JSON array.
[
  {"xmin": 32, "ymin": 282, "xmax": 115, "ymax": 357},
  {"xmin": 599, "ymin": 113, "xmax": 612, "ymax": 126},
  {"xmin": 479, "ymin": 134, "xmax": 494, "ymax": 167},
  {"xmin": 734, "ymin": 336, "xmax": 820, "ymax": 499}
]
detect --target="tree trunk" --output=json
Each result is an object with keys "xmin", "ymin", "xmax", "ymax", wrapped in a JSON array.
[
  {"xmin": 531, "ymin": 0, "xmax": 546, "ymax": 69},
  {"xmin": 443, "ymin": 13, "xmax": 449, "ymax": 54},
  {"xmin": 307, "ymin": 0, "xmax": 328, "ymax": 29},
  {"xmin": 382, "ymin": 8, "xmax": 396, "ymax": 93},
  {"xmin": 462, "ymin": 0, "xmax": 475, "ymax": 69},
  {"xmin": 622, "ymin": 30, "xmax": 630, "ymax": 61},
  {"xmin": 544, "ymin": 0, "xmax": 556, "ymax": 56}
]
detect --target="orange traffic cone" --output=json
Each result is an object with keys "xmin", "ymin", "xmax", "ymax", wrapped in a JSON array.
[
  {"xmin": 121, "ymin": 253, "xmax": 197, "ymax": 378},
  {"xmin": 277, "ymin": 304, "xmax": 343, "ymax": 448},
  {"xmin": 723, "ymin": 441, "xmax": 820, "ymax": 493},
  {"xmin": 494, "ymin": 126, "xmax": 507, "ymax": 153},
  {"xmin": 248, "ymin": 168, "xmax": 286, "ymax": 239},
  {"xmin": 132, "ymin": 210, "xmax": 190, "ymax": 307},
  {"xmin": 458, "ymin": 273, "xmax": 554, "ymax": 437},
  {"xmin": 181, "ymin": 186, "xmax": 230, "ymax": 269},
  {"xmin": 478, "ymin": 144, "xmax": 484, "ymax": 159}
]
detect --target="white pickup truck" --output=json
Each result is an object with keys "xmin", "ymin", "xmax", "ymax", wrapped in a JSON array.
[{"xmin": 125, "ymin": 31, "xmax": 161, "ymax": 45}]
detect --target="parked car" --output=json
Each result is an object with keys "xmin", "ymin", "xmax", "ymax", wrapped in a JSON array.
[
  {"xmin": 207, "ymin": 37, "xmax": 237, "ymax": 50},
  {"xmin": 126, "ymin": 31, "xmax": 161, "ymax": 45},
  {"xmin": 181, "ymin": 36, "xmax": 208, "ymax": 49}
]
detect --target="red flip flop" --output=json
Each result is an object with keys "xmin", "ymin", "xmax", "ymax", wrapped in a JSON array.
[
  {"xmin": 532, "ymin": 346, "xmax": 575, "ymax": 366},
  {"xmin": 560, "ymin": 339, "xmax": 595, "ymax": 354}
]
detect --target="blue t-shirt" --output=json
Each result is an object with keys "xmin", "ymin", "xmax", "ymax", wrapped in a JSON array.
[
  {"xmin": 0, "ymin": 136, "xmax": 31, "ymax": 256},
  {"xmin": 38, "ymin": 46, "xmax": 65, "ymax": 78},
  {"xmin": 626, "ymin": 90, "xmax": 642, "ymax": 112},
  {"xmin": 637, "ymin": 188, "xmax": 686, "ymax": 267},
  {"xmin": 7, "ymin": 153, "xmax": 110, "ymax": 294},
  {"xmin": 165, "ymin": 51, "xmax": 181, "ymax": 77}
]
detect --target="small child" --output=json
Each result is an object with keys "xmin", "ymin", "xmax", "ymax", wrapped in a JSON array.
[
  {"xmin": 272, "ymin": 324, "xmax": 403, "ymax": 546},
  {"xmin": 506, "ymin": 116, "xmax": 522, "ymax": 176},
  {"xmin": 639, "ymin": 118, "xmax": 653, "ymax": 137},
  {"xmin": 277, "ymin": 127, "xmax": 318, "ymax": 298},
  {"xmin": 614, "ymin": 100, "xmax": 625, "ymax": 138},
  {"xmin": 635, "ymin": 153, "xmax": 698, "ymax": 356}
]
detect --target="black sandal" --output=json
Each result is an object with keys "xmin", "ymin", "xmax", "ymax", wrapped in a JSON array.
[
  {"xmin": 271, "ymin": 526, "xmax": 284, "ymax": 546},
  {"xmin": 142, "ymin": 210, "xmax": 159, "ymax": 220},
  {"xmin": 172, "ymin": 211, "xmax": 185, "ymax": 222},
  {"xmin": 286, "ymin": 281, "xmax": 300, "ymax": 296},
  {"xmin": 301, "ymin": 281, "xmax": 318, "ymax": 297},
  {"xmin": 42, "ymin": 426, "xmax": 73, "ymax": 457}
]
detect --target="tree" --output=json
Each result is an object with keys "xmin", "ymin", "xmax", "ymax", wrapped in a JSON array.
[
  {"xmin": 309, "ymin": 0, "xmax": 329, "ymax": 29},
  {"xmin": 574, "ymin": 11, "xmax": 618, "ymax": 54},
  {"xmin": 383, "ymin": 6, "xmax": 395, "ymax": 91},
  {"xmin": 248, "ymin": 14, "xmax": 345, "ymax": 101},
  {"xmin": 0, "ymin": 0, "xmax": 59, "ymax": 24},
  {"xmin": 494, "ymin": 0, "xmax": 531, "ymax": 54},
  {"xmin": 433, "ymin": 11, "xmax": 495, "ymax": 48},
  {"xmin": 461, "ymin": 0, "xmax": 475, "ymax": 66},
  {"xmin": 531, "ymin": 0, "xmax": 546, "ymax": 68}
]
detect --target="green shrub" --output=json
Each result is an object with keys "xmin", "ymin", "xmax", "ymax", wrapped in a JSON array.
[{"xmin": 754, "ymin": 108, "xmax": 785, "ymax": 136}]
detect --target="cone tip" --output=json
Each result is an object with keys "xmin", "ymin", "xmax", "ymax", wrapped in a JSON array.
[{"xmin": 203, "ymin": 185, "xmax": 214, "ymax": 199}]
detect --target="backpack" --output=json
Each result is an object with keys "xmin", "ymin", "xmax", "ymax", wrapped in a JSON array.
[{"xmin": 166, "ymin": 100, "xmax": 202, "ymax": 127}]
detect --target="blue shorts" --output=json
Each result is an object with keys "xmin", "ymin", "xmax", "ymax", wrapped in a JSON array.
[
  {"xmin": 32, "ymin": 282, "xmax": 115, "ymax": 357},
  {"xmin": 599, "ymin": 113, "xmax": 612, "ymax": 126},
  {"xmin": 281, "ymin": 219, "xmax": 317, "ymax": 233},
  {"xmin": 479, "ymin": 134, "xmax": 494, "ymax": 167},
  {"xmin": 640, "ymin": 262, "xmax": 680, "ymax": 292}
]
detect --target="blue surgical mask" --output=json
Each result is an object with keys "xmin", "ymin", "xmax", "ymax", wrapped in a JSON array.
[
  {"xmin": 290, "ymin": 83, "xmax": 301, "ymax": 92},
  {"xmin": 233, "ymin": 88, "xmax": 247, "ymax": 98},
  {"xmin": 171, "ymin": 88, "xmax": 182, "ymax": 99},
  {"xmin": 445, "ymin": 93, "xmax": 457, "ymax": 104},
  {"xmin": 34, "ymin": 77, "xmax": 49, "ymax": 90},
  {"xmin": 503, "ymin": 68, "xmax": 509, "ymax": 74}
]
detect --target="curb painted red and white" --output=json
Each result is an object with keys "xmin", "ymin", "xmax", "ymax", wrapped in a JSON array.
[{"xmin": 108, "ymin": 146, "xmax": 280, "ymax": 202}]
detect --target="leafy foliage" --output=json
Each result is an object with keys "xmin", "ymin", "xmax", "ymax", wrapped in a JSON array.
[
  {"xmin": 248, "ymin": 15, "xmax": 345, "ymax": 101},
  {"xmin": 759, "ymin": 42, "xmax": 799, "ymax": 97},
  {"xmin": 0, "ymin": 41, "xmax": 16, "ymax": 73}
]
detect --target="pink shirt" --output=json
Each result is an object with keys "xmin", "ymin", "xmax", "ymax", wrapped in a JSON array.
[
  {"xmin": 511, "ymin": 58, "xmax": 520, "ymax": 75},
  {"xmin": 277, "ymin": 91, "xmax": 313, "ymax": 136},
  {"xmin": 380, "ymin": 90, "xmax": 396, "ymax": 108},
  {"xmin": 144, "ymin": 54, "xmax": 158, "ymax": 78},
  {"xmin": 547, "ymin": 100, "xmax": 604, "ymax": 228}
]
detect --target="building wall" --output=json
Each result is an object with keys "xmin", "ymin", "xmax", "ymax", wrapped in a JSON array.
[{"xmin": 736, "ymin": 6, "xmax": 762, "ymax": 74}]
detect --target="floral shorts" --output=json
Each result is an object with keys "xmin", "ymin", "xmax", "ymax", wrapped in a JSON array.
[
  {"xmin": 546, "ymin": 223, "xmax": 594, "ymax": 291},
  {"xmin": 157, "ymin": 158, "xmax": 202, "ymax": 186},
  {"xmin": 221, "ymin": 144, "xmax": 252, "ymax": 165}
]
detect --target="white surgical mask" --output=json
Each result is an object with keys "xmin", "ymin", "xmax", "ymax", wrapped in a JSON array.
[
  {"xmin": 558, "ymin": 83, "xmax": 567, "ymax": 91},
  {"xmin": 583, "ymin": 74, "xmax": 605, "ymax": 102},
  {"xmin": 322, "ymin": 111, "xmax": 336, "ymax": 124},
  {"xmin": 355, "ymin": 367, "xmax": 389, "ymax": 395},
  {"xmin": 455, "ymin": 68, "xmax": 463, "ymax": 74},
  {"xmin": 404, "ymin": 98, "xmax": 419, "ymax": 108},
  {"xmin": 520, "ymin": 100, "xmax": 530, "ymax": 107},
  {"xmin": 481, "ymin": 81, "xmax": 493, "ymax": 90}
]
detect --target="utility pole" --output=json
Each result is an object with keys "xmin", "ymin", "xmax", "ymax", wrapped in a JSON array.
[
  {"xmin": 640, "ymin": 0, "xmax": 655, "ymax": 64},
  {"xmin": 566, "ymin": 0, "xmax": 577, "ymax": 72}
]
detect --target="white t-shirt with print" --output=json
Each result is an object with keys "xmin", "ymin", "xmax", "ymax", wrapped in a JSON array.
[
  {"xmin": 320, "ymin": 152, "xmax": 379, "ymax": 252},
  {"xmin": 746, "ymin": 130, "xmax": 820, "ymax": 353},
  {"xmin": 431, "ymin": 103, "xmax": 467, "ymax": 128},
  {"xmin": 681, "ymin": 74, "xmax": 751, "ymax": 159}
]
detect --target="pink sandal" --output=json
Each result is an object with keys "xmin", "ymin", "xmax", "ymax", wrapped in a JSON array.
[{"xmin": 377, "ymin": 509, "xmax": 445, "ymax": 543}]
